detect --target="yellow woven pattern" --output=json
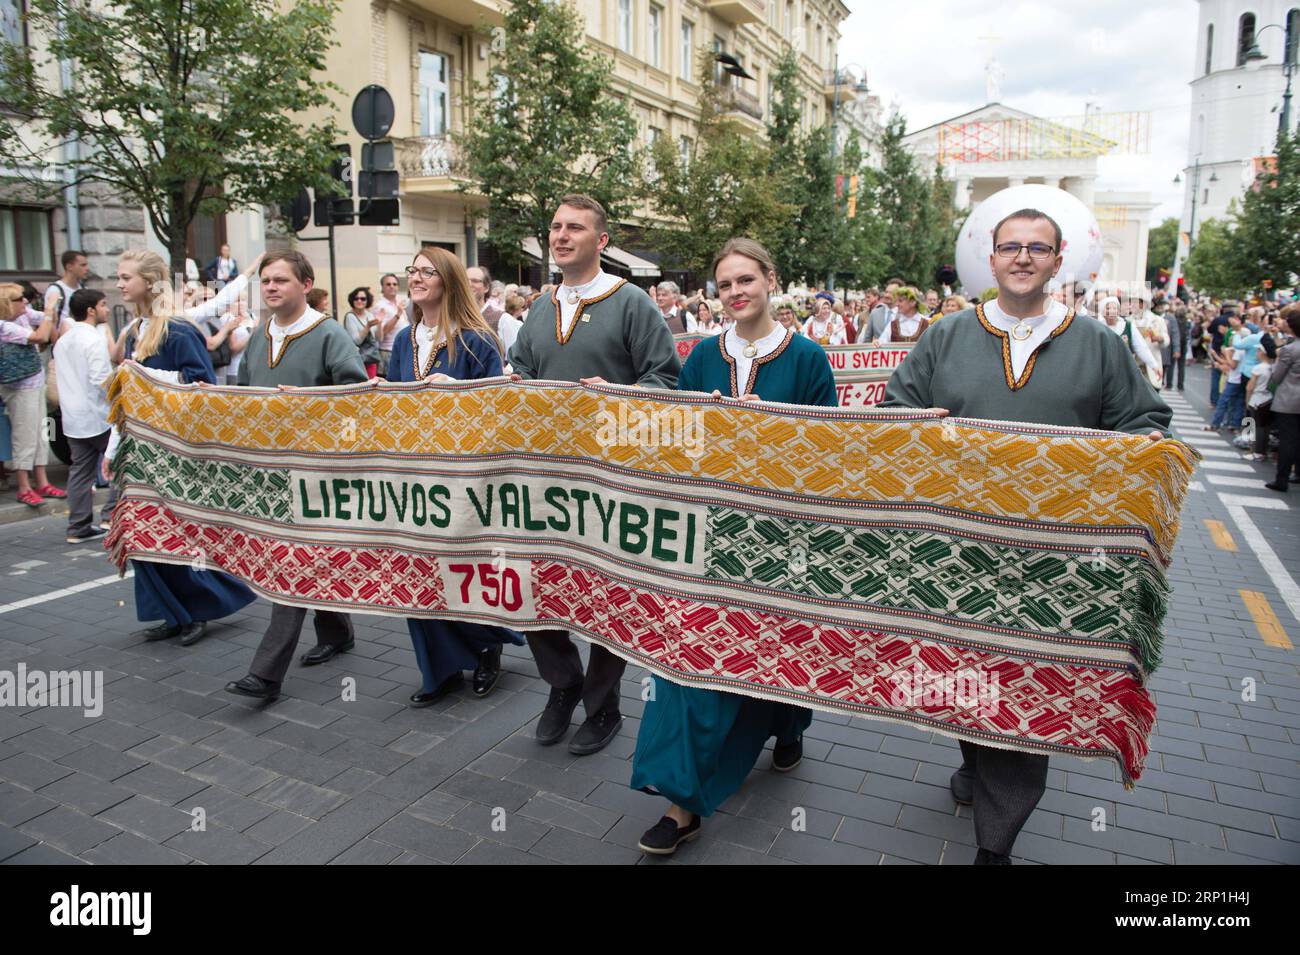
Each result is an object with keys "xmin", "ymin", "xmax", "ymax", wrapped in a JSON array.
[{"xmin": 109, "ymin": 367, "xmax": 1198, "ymax": 556}]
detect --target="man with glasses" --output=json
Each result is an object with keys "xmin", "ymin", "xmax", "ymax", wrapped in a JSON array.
[{"xmin": 881, "ymin": 208, "xmax": 1170, "ymax": 864}]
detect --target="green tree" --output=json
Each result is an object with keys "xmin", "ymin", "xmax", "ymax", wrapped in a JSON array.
[
  {"xmin": 460, "ymin": 0, "xmax": 639, "ymax": 277},
  {"xmin": 0, "ymin": 0, "xmax": 344, "ymax": 275},
  {"xmin": 1145, "ymin": 217, "xmax": 1179, "ymax": 285},
  {"xmin": 1183, "ymin": 217, "xmax": 1244, "ymax": 298},
  {"xmin": 641, "ymin": 68, "xmax": 793, "ymax": 277},
  {"xmin": 871, "ymin": 112, "xmax": 947, "ymax": 285},
  {"xmin": 1229, "ymin": 129, "xmax": 1300, "ymax": 289}
]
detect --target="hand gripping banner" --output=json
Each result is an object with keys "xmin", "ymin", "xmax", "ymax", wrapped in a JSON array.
[{"xmin": 106, "ymin": 366, "xmax": 1197, "ymax": 783}]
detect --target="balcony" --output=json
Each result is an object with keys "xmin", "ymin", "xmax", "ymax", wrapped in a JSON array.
[
  {"xmin": 393, "ymin": 135, "xmax": 484, "ymax": 201},
  {"xmin": 409, "ymin": 0, "xmax": 505, "ymax": 28},
  {"xmin": 720, "ymin": 87, "xmax": 764, "ymax": 128},
  {"xmin": 823, "ymin": 69, "xmax": 858, "ymax": 107},
  {"xmin": 705, "ymin": 0, "xmax": 764, "ymax": 26}
]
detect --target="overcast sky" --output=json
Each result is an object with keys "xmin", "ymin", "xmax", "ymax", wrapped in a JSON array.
[{"xmin": 838, "ymin": 0, "xmax": 1198, "ymax": 222}]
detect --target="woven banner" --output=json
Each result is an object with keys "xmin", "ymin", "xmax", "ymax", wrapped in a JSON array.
[
  {"xmin": 106, "ymin": 365, "xmax": 1197, "ymax": 783},
  {"xmin": 674, "ymin": 334, "xmax": 913, "ymax": 407}
]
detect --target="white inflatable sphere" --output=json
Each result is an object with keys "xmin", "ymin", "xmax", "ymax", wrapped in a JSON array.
[{"xmin": 954, "ymin": 184, "xmax": 1104, "ymax": 298}]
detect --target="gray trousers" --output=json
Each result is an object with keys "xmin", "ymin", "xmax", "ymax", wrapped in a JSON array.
[
  {"xmin": 250, "ymin": 604, "xmax": 354, "ymax": 683},
  {"xmin": 67, "ymin": 430, "xmax": 117, "ymax": 533},
  {"xmin": 958, "ymin": 740, "xmax": 1049, "ymax": 856},
  {"xmin": 526, "ymin": 629, "xmax": 624, "ymax": 717}
]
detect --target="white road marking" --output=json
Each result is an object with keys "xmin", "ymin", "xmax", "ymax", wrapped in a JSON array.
[
  {"xmin": 1204, "ymin": 472, "xmax": 1273, "ymax": 488},
  {"xmin": 1187, "ymin": 481, "xmax": 1205, "ymax": 492},
  {"xmin": 0, "ymin": 572, "xmax": 134, "ymax": 616},
  {"xmin": 11, "ymin": 560, "xmax": 46, "ymax": 570},
  {"xmin": 1186, "ymin": 447, "xmax": 1246, "ymax": 459},
  {"xmin": 1217, "ymin": 494, "xmax": 1300, "ymax": 626},
  {"xmin": 1198, "ymin": 460, "xmax": 1258, "ymax": 473}
]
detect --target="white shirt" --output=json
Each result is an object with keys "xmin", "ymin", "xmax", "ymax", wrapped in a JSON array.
[
  {"xmin": 375, "ymin": 297, "xmax": 409, "ymax": 350},
  {"xmin": 557, "ymin": 269, "xmax": 621, "ymax": 338},
  {"xmin": 1103, "ymin": 315, "xmax": 1161, "ymax": 374},
  {"xmin": 185, "ymin": 273, "xmax": 249, "ymax": 323},
  {"xmin": 53, "ymin": 322, "xmax": 113, "ymax": 438},
  {"xmin": 983, "ymin": 299, "xmax": 1070, "ymax": 379},
  {"xmin": 497, "ymin": 312, "xmax": 523, "ymax": 358},
  {"xmin": 268, "ymin": 306, "xmax": 323, "ymax": 364},
  {"xmin": 803, "ymin": 316, "xmax": 845, "ymax": 345},
  {"xmin": 878, "ymin": 311, "xmax": 928, "ymax": 345},
  {"xmin": 44, "ymin": 280, "xmax": 81, "ymax": 321},
  {"xmin": 227, "ymin": 314, "xmax": 258, "ymax": 379},
  {"xmin": 724, "ymin": 322, "xmax": 788, "ymax": 395},
  {"xmin": 414, "ymin": 321, "xmax": 447, "ymax": 376}
]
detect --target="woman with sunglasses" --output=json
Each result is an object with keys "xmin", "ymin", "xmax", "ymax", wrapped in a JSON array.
[
  {"xmin": 630, "ymin": 238, "xmax": 837, "ymax": 856},
  {"xmin": 343, "ymin": 287, "xmax": 382, "ymax": 378},
  {"xmin": 0, "ymin": 285, "xmax": 62, "ymax": 507},
  {"xmin": 386, "ymin": 247, "xmax": 525, "ymax": 704}
]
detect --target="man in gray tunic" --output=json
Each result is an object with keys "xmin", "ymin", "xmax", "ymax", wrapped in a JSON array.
[
  {"xmin": 880, "ymin": 208, "xmax": 1171, "ymax": 863},
  {"xmin": 509, "ymin": 194, "xmax": 680, "ymax": 755},
  {"xmin": 225, "ymin": 251, "xmax": 368, "ymax": 702}
]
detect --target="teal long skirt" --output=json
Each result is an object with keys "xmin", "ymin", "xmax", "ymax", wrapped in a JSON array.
[{"xmin": 630, "ymin": 675, "xmax": 812, "ymax": 817}]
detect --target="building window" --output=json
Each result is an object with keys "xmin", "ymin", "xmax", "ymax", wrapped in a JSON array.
[
  {"xmin": 1205, "ymin": 23, "xmax": 1214, "ymax": 74},
  {"xmin": 816, "ymin": 25, "xmax": 823, "ymax": 67},
  {"xmin": 679, "ymin": 136, "xmax": 691, "ymax": 171},
  {"xmin": 1236, "ymin": 13, "xmax": 1256, "ymax": 67},
  {"xmin": 785, "ymin": 1, "xmax": 793, "ymax": 36},
  {"xmin": 804, "ymin": 16, "xmax": 812, "ymax": 54},
  {"xmin": 618, "ymin": 0, "xmax": 633, "ymax": 54},
  {"xmin": 418, "ymin": 51, "xmax": 449, "ymax": 137},
  {"xmin": 1286, "ymin": 9, "xmax": 1299, "ymax": 67},
  {"xmin": 0, "ymin": 207, "xmax": 54, "ymax": 273},
  {"xmin": 680, "ymin": 19, "xmax": 693, "ymax": 80},
  {"xmin": 1, "ymin": 0, "xmax": 25, "ymax": 47},
  {"xmin": 713, "ymin": 35, "xmax": 725, "ymax": 86},
  {"xmin": 649, "ymin": 4, "xmax": 661, "ymax": 69}
]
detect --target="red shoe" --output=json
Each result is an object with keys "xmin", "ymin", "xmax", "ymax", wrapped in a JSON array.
[
  {"xmin": 34, "ymin": 484, "xmax": 66, "ymax": 499},
  {"xmin": 16, "ymin": 489, "xmax": 44, "ymax": 507}
]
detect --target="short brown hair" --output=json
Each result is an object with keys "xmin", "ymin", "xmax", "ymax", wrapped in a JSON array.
[
  {"xmin": 1281, "ymin": 302, "xmax": 1300, "ymax": 338},
  {"xmin": 993, "ymin": 208, "xmax": 1063, "ymax": 251},
  {"xmin": 306, "ymin": 288, "xmax": 330, "ymax": 310},
  {"xmin": 260, "ymin": 250, "xmax": 314, "ymax": 284},
  {"xmin": 557, "ymin": 194, "xmax": 608, "ymax": 234}
]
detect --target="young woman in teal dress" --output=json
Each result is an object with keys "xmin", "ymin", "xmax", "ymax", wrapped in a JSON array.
[{"xmin": 630, "ymin": 238, "xmax": 837, "ymax": 855}]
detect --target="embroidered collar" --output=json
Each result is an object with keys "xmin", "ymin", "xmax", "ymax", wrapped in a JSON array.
[
  {"xmin": 975, "ymin": 301, "xmax": 1075, "ymax": 391},
  {"xmin": 717, "ymin": 326, "xmax": 794, "ymax": 396},
  {"xmin": 552, "ymin": 277, "xmax": 627, "ymax": 345},
  {"xmin": 410, "ymin": 321, "xmax": 447, "ymax": 378},
  {"xmin": 264, "ymin": 308, "xmax": 330, "ymax": 368}
]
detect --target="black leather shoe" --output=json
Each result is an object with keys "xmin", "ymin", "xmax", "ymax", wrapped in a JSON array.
[
  {"xmin": 536, "ymin": 682, "xmax": 583, "ymax": 745},
  {"xmin": 472, "ymin": 646, "xmax": 502, "ymax": 697},
  {"xmin": 772, "ymin": 737, "xmax": 803, "ymax": 772},
  {"xmin": 409, "ymin": 673, "xmax": 462, "ymax": 707},
  {"xmin": 1265, "ymin": 482, "xmax": 1289, "ymax": 492},
  {"xmin": 224, "ymin": 674, "xmax": 281, "ymax": 701},
  {"xmin": 638, "ymin": 814, "xmax": 701, "ymax": 855},
  {"xmin": 300, "ymin": 639, "xmax": 354, "ymax": 666},
  {"xmin": 569, "ymin": 709, "xmax": 623, "ymax": 755},
  {"xmin": 135, "ymin": 623, "xmax": 181, "ymax": 642},
  {"xmin": 177, "ymin": 620, "xmax": 209, "ymax": 646},
  {"xmin": 950, "ymin": 763, "xmax": 974, "ymax": 806},
  {"xmin": 974, "ymin": 847, "xmax": 1012, "ymax": 865}
]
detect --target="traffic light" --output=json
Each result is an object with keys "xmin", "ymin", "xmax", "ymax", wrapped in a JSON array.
[{"xmin": 314, "ymin": 143, "xmax": 355, "ymax": 227}]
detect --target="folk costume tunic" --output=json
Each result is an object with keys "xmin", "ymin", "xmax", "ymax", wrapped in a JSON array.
[
  {"xmin": 630, "ymin": 327, "xmax": 836, "ymax": 817},
  {"xmin": 124, "ymin": 319, "xmax": 257, "ymax": 628},
  {"xmin": 879, "ymin": 301, "xmax": 1171, "ymax": 855},
  {"xmin": 387, "ymin": 325, "xmax": 525, "ymax": 691}
]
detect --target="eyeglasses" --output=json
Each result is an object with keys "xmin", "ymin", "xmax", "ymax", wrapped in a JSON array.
[
  {"xmin": 994, "ymin": 242, "xmax": 1057, "ymax": 260},
  {"xmin": 405, "ymin": 266, "xmax": 438, "ymax": 280}
]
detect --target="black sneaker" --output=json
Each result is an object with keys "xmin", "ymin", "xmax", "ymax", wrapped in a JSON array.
[
  {"xmin": 638, "ymin": 814, "xmax": 701, "ymax": 855},
  {"xmin": 535, "ymin": 681, "xmax": 583, "ymax": 745},
  {"xmin": 66, "ymin": 525, "xmax": 106, "ymax": 544},
  {"xmin": 568, "ymin": 709, "xmax": 623, "ymax": 755},
  {"xmin": 950, "ymin": 763, "xmax": 974, "ymax": 806},
  {"xmin": 772, "ymin": 737, "xmax": 802, "ymax": 772},
  {"xmin": 135, "ymin": 623, "xmax": 181, "ymax": 642}
]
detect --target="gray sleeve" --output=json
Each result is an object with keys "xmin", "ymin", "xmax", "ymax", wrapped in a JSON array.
[{"xmin": 624, "ymin": 290, "xmax": 680, "ymax": 389}]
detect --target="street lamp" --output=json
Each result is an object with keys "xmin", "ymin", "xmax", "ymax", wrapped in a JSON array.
[{"xmin": 1243, "ymin": 23, "xmax": 1296, "ymax": 137}]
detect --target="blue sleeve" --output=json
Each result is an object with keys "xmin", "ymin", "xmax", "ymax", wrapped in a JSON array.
[
  {"xmin": 464, "ymin": 331, "xmax": 503, "ymax": 381},
  {"xmin": 803, "ymin": 346, "xmax": 839, "ymax": 408},
  {"xmin": 387, "ymin": 331, "xmax": 412, "ymax": 382},
  {"xmin": 677, "ymin": 344, "xmax": 705, "ymax": 393},
  {"xmin": 172, "ymin": 322, "xmax": 217, "ymax": 384}
]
